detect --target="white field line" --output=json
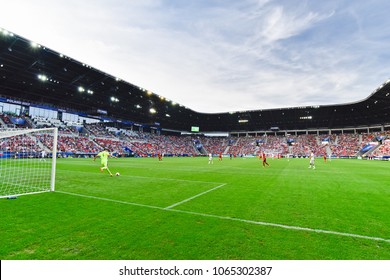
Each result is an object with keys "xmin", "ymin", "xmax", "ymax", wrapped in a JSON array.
[
  {"xmin": 165, "ymin": 183, "xmax": 226, "ymax": 209},
  {"xmin": 169, "ymin": 208, "xmax": 390, "ymax": 244},
  {"xmin": 57, "ymin": 191, "xmax": 163, "ymax": 210},
  {"xmin": 56, "ymin": 191, "xmax": 390, "ymax": 244}
]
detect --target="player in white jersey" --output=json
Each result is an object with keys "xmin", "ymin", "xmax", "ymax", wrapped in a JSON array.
[
  {"xmin": 308, "ymin": 152, "xmax": 315, "ymax": 169},
  {"xmin": 208, "ymin": 153, "xmax": 213, "ymax": 164},
  {"xmin": 40, "ymin": 150, "xmax": 46, "ymax": 161}
]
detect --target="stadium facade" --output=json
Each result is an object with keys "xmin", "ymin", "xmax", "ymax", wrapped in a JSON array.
[{"xmin": 1, "ymin": 28, "xmax": 389, "ymax": 134}]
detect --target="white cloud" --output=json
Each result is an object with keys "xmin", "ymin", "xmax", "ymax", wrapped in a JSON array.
[{"xmin": 1, "ymin": 0, "xmax": 390, "ymax": 113}]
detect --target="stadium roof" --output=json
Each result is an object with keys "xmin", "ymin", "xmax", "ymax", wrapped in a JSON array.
[{"xmin": 1, "ymin": 29, "xmax": 389, "ymax": 132}]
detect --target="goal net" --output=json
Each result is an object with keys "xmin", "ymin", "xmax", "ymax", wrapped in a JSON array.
[{"xmin": 0, "ymin": 127, "xmax": 58, "ymax": 198}]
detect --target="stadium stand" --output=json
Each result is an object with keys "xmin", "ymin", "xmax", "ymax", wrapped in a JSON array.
[
  {"xmin": 1, "ymin": 117, "xmax": 389, "ymax": 159},
  {"xmin": 1, "ymin": 29, "xmax": 389, "ymax": 159}
]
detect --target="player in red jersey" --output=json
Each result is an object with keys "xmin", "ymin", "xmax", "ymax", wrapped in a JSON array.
[
  {"xmin": 323, "ymin": 154, "xmax": 327, "ymax": 163},
  {"xmin": 262, "ymin": 152, "xmax": 270, "ymax": 167},
  {"xmin": 218, "ymin": 152, "xmax": 222, "ymax": 161}
]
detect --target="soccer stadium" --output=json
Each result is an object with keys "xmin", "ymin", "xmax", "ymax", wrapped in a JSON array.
[{"xmin": 1, "ymin": 21, "xmax": 390, "ymax": 266}]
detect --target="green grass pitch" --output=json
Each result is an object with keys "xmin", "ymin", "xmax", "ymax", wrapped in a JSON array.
[{"xmin": 1, "ymin": 156, "xmax": 389, "ymax": 260}]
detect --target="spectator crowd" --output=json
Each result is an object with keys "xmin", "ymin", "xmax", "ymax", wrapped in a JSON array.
[{"xmin": 1, "ymin": 118, "xmax": 389, "ymax": 159}]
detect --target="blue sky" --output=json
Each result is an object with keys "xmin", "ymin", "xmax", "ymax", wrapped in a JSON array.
[{"xmin": 1, "ymin": 0, "xmax": 390, "ymax": 113}]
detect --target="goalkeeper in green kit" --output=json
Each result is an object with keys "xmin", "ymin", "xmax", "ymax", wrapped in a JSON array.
[{"xmin": 94, "ymin": 148, "xmax": 113, "ymax": 177}]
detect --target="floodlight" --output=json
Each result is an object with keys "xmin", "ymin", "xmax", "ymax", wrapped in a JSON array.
[
  {"xmin": 30, "ymin": 41, "xmax": 41, "ymax": 48},
  {"xmin": 37, "ymin": 74, "xmax": 48, "ymax": 81}
]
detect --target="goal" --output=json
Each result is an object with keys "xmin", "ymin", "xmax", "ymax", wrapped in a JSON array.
[{"xmin": 0, "ymin": 127, "xmax": 58, "ymax": 198}]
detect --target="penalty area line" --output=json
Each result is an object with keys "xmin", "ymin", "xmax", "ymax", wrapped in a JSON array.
[
  {"xmin": 56, "ymin": 190, "xmax": 390, "ymax": 244},
  {"xmin": 164, "ymin": 183, "xmax": 226, "ymax": 209}
]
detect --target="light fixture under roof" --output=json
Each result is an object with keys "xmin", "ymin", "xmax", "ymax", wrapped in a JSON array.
[
  {"xmin": 30, "ymin": 41, "xmax": 41, "ymax": 48},
  {"xmin": 37, "ymin": 74, "xmax": 48, "ymax": 81},
  {"xmin": 1, "ymin": 28, "xmax": 13, "ymax": 36},
  {"xmin": 149, "ymin": 108, "xmax": 156, "ymax": 114}
]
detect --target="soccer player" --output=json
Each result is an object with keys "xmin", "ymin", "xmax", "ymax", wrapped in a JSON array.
[
  {"xmin": 158, "ymin": 152, "xmax": 163, "ymax": 161},
  {"xmin": 218, "ymin": 152, "xmax": 222, "ymax": 161},
  {"xmin": 40, "ymin": 150, "xmax": 46, "ymax": 161},
  {"xmin": 262, "ymin": 151, "xmax": 270, "ymax": 167},
  {"xmin": 308, "ymin": 152, "xmax": 316, "ymax": 169},
  {"xmin": 323, "ymin": 153, "xmax": 327, "ymax": 163},
  {"xmin": 94, "ymin": 148, "xmax": 113, "ymax": 176},
  {"xmin": 208, "ymin": 153, "xmax": 213, "ymax": 164}
]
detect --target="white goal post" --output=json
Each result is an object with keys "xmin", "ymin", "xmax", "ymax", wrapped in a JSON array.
[{"xmin": 0, "ymin": 127, "xmax": 58, "ymax": 198}]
